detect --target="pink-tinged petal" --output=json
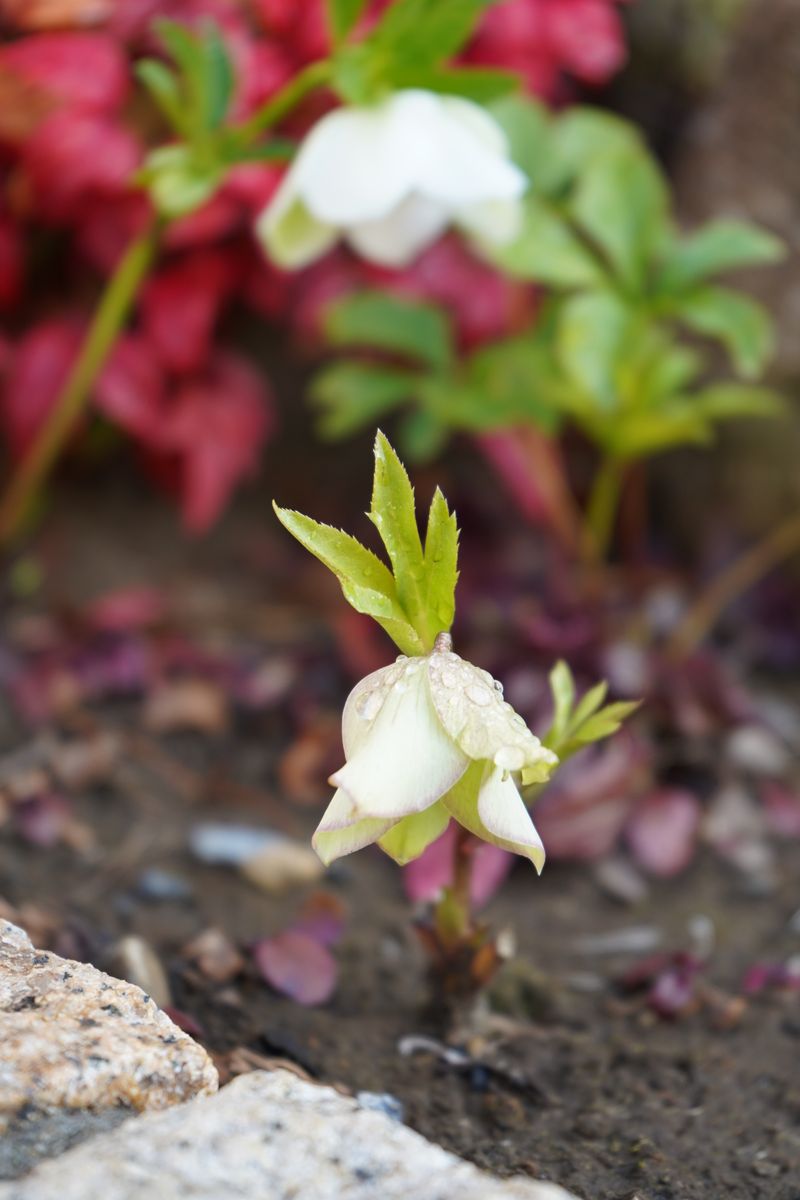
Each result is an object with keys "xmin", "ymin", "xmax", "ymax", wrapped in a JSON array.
[
  {"xmin": 625, "ymin": 789, "xmax": 701, "ymax": 878},
  {"xmin": 379, "ymin": 801, "xmax": 450, "ymax": 866},
  {"xmin": 141, "ymin": 251, "xmax": 237, "ymax": 374},
  {"xmin": 331, "ymin": 667, "xmax": 468, "ymax": 821},
  {"xmin": 442, "ymin": 761, "xmax": 545, "ymax": 871},
  {"xmin": 0, "ymin": 33, "xmax": 129, "ymax": 112},
  {"xmin": 253, "ymin": 931, "xmax": 337, "ymax": 1007},
  {"xmin": 761, "ymin": 782, "xmax": 800, "ymax": 839},
  {"xmin": 95, "ymin": 334, "xmax": 166, "ymax": 444},
  {"xmin": 2, "ymin": 319, "xmax": 82, "ymax": 458},
  {"xmin": 312, "ymin": 788, "xmax": 395, "ymax": 865}
]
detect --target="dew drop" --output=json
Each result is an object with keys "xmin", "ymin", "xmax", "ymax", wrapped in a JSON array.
[
  {"xmin": 357, "ymin": 691, "xmax": 384, "ymax": 721},
  {"xmin": 466, "ymin": 684, "xmax": 491, "ymax": 707}
]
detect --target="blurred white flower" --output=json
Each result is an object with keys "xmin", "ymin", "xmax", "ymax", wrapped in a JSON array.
[
  {"xmin": 257, "ymin": 89, "xmax": 527, "ymax": 269},
  {"xmin": 313, "ymin": 634, "xmax": 556, "ymax": 868}
]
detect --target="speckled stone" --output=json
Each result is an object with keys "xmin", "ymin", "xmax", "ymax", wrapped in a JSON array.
[
  {"xmin": 0, "ymin": 1070, "xmax": 579, "ymax": 1200},
  {"xmin": 0, "ymin": 921, "xmax": 217, "ymax": 1138}
]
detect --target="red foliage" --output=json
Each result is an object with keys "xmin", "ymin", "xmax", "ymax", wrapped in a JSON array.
[{"xmin": 0, "ymin": 0, "xmax": 630, "ymax": 530}]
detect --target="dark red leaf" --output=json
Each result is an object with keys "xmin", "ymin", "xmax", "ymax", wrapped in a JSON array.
[{"xmin": 253, "ymin": 931, "xmax": 337, "ymax": 1006}]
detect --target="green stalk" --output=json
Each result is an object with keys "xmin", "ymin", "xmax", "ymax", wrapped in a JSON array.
[
  {"xmin": 582, "ymin": 455, "xmax": 626, "ymax": 564},
  {"xmin": 0, "ymin": 224, "xmax": 159, "ymax": 545},
  {"xmin": 239, "ymin": 60, "xmax": 333, "ymax": 143}
]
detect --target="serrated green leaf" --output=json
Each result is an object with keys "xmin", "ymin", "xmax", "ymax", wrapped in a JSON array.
[
  {"xmin": 400, "ymin": 66, "xmax": 518, "ymax": 102},
  {"xmin": 570, "ymin": 680, "xmax": 608, "ymax": 731},
  {"xmin": 272, "ymin": 502, "xmax": 424, "ymax": 655},
  {"xmin": 199, "ymin": 24, "xmax": 235, "ymax": 130},
  {"xmin": 136, "ymin": 59, "xmax": 187, "ymax": 135},
  {"xmin": 485, "ymin": 195, "xmax": 605, "ymax": 287},
  {"xmin": 556, "ymin": 291, "xmax": 636, "ymax": 411},
  {"xmin": 311, "ymin": 362, "xmax": 418, "ymax": 439},
  {"xmin": 326, "ymin": 0, "xmax": 368, "ymax": 41},
  {"xmin": 369, "ymin": 431, "xmax": 428, "ymax": 637},
  {"xmin": 573, "ymin": 700, "xmax": 640, "ymax": 745},
  {"xmin": 423, "ymin": 488, "xmax": 459, "ymax": 635},
  {"xmin": 372, "ymin": 0, "xmax": 495, "ymax": 70},
  {"xmin": 547, "ymin": 661, "xmax": 576, "ymax": 747},
  {"xmin": 324, "ymin": 292, "xmax": 453, "ymax": 371},
  {"xmin": 657, "ymin": 219, "xmax": 784, "ymax": 294},
  {"xmin": 693, "ymin": 383, "xmax": 785, "ymax": 421},
  {"xmin": 570, "ymin": 143, "xmax": 670, "ymax": 291},
  {"xmin": 677, "ymin": 286, "xmax": 774, "ymax": 377}
]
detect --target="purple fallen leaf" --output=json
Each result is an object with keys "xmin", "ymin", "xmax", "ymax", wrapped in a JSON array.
[
  {"xmin": 760, "ymin": 783, "xmax": 800, "ymax": 839},
  {"xmin": 14, "ymin": 791, "xmax": 71, "ymax": 846},
  {"xmin": 625, "ymin": 789, "xmax": 701, "ymax": 878},
  {"xmin": 648, "ymin": 959, "xmax": 702, "ymax": 1018},
  {"xmin": 403, "ymin": 826, "xmax": 513, "ymax": 909},
  {"xmin": 253, "ymin": 931, "xmax": 337, "ymax": 1007},
  {"xmin": 742, "ymin": 961, "xmax": 800, "ymax": 996},
  {"xmin": 292, "ymin": 891, "xmax": 347, "ymax": 947}
]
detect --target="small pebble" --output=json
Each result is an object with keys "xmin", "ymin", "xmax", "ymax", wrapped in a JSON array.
[
  {"xmin": 593, "ymin": 856, "xmax": 649, "ymax": 905},
  {"xmin": 356, "ymin": 1092, "xmax": 405, "ymax": 1122},
  {"xmin": 190, "ymin": 823, "xmax": 282, "ymax": 867},
  {"xmin": 183, "ymin": 928, "xmax": 244, "ymax": 984},
  {"xmin": 136, "ymin": 869, "xmax": 193, "ymax": 902},
  {"xmin": 573, "ymin": 926, "xmax": 662, "ymax": 956},
  {"xmin": 109, "ymin": 936, "xmax": 172, "ymax": 1010},
  {"xmin": 726, "ymin": 725, "xmax": 789, "ymax": 776},
  {"xmin": 240, "ymin": 839, "xmax": 324, "ymax": 895}
]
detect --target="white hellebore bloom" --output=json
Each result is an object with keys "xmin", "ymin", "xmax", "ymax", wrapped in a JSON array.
[
  {"xmin": 257, "ymin": 89, "xmax": 528, "ymax": 270},
  {"xmin": 313, "ymin": 634, "xmax": 557, "ymax": 870}
]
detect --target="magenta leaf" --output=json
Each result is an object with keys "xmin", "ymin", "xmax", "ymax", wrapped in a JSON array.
[
  {"xmin": 625, "ymin": 788, "xmax": 701, "ymax": 878},
  {"xmin": 253, "ymin": 931, "xmax": 337, "ymax": 1007}
]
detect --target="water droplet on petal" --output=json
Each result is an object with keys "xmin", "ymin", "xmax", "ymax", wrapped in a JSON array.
[
  {"xmin": 466, "ymin": 683, "xmax": 491, "ymax": 707},
  {"xmin": 494, "ymin": 745, "xmax": 526, "ymax": 771}
]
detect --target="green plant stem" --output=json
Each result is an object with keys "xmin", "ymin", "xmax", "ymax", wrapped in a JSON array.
[
  {"xmin": 450, "ymin": 825, "xmax": 473, "ymax": 936},
  {"xmin": 667, "ymin": 508, "xmax": 800, "ymax": 658},
  {"xmin": 0, "ymin": 223, "xmax": 160, "ymax": 546},
  {"xmin": 582, "ymin": 455, "xmax": 626, "ymax": 564},
  {"xmin": 239, "ymin": 59, "xmax": 333, "ymax": 143}
]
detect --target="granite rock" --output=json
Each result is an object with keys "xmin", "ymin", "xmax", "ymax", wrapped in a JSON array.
[
  {"xmin": 0, "ymin": 920, "xmax": 217, "ymax": 1144},
  {"xmin": 0, "ymin": 1069, "xmax": 579, "ymax": 1200}
]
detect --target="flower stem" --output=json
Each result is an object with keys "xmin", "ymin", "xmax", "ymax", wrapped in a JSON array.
[
  {"xmin": 239, "ymin": 60, "xmax": 332, "ymax": 143},
  {"xmin": 450, "ymin": 825, "xmax": 474, "ymax": 936},
  {"xmin": 667, "ymin": 509, "xmax": 800, "ymax": 658},
  {"xmin": 0, "ymin": 222, "xmax": 159, "ymax": 546},
  {"xmin": 582, "ymin": 454, "xmax": 626, "ymax": 564}
]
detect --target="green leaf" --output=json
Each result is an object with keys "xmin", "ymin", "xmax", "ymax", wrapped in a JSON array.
[
  {"xmin": 490, "ymin": 95, "xmax": 560, "ymax": 193},
  {"xmin": 485, "ymin": 195, "xmax": 605, "ymax": 287},
  {"xmin": 326, "ymin": 0, "xmax": 368, "ymax": 41},
  {"xmin": 324, "ymin": 292, "xmax": 453, "ymax": 371},
  {"xmin": 608, "ymin": 407, "xmax": 712, "ymax": 458},
  {"xmin": 136, "ymin": 59, "xmax": 187, "ymax": 135},
  {"xmin": 199, "ymin": 24, "xmax": 235, "ymax": 130},
  {"xmin": 398, "ymin": 65, "xmax": 518, "ymax": 103},
  {"xmin": 556, "ymin": 291, "xmax": 636, "ymax": 410},
  {"xmin": 371, "ymin": 0, "xmax": 495, "ymax": 71},
  {"xmin": 677, "ymin": 286, "xmax": 774, "ymax": 377},
  {"xmin": 138, "ymin": 145, "xmax": 221, "ymax": 218},
  {"xmin": 554, "ymin": 107, "xmax": 641, "ymax": 177},
  {"xmin": 570, "ymin": 143, "xmax": 670, "ymax": 291},
  {"xmin": 657, "ymin": 219, "xmax": 784, "ymax": 294},
  {"xmin": 397, "ymin": 408, "xmax": 450, "ymax": 463},
  {"xmin": 461, "ymin": 335, "xmax": 566, "ymax": 433},
  {"xmin": 272, "ymin": 502, "xmax": 424, "ymax": 655},
  {"xmin": 693, "ymin": 383, "xmax": 785, "ymax": 421},
  {"xmin": 368, "ymin": 431, "xmax": 428, "ymax": 636},
  {"xmin": 547, "ymin": 661, "xmax": 576, "ymax": 747},
  {"xmin": 574, "ymin": 700, "xmax": 640, "ymax": 747},
  {"xmin": 423, "ymin": 487, "xmax": 459, "ymax": 634},
  {"xmin": 312, "ymin": 362, "xmax": 418, "ymax": 439}
]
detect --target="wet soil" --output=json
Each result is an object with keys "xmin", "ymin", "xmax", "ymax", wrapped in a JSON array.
[{"xmin": 2, "ymin": 483, "xmax": 799, "ymax": 1200}]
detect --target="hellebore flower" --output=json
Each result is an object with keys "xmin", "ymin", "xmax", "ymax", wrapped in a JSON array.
[
  {"xmin": 314, "ymin": 634, "xmax": 557, "ymax": 869},
  {"xmin": 257, "ymin": 89, "xmax": 527, "ymax": 269}
]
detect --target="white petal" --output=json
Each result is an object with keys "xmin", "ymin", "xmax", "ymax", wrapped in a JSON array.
[
  {"xmin": 331, "ymin": 664, "xmax": 468, "ymax": 819},
  {"xmin": 378, "ymin": 800, "xmax": 450, "ymax": 865},
  {"xmin": 290, "ymin": 103, "xmax": 417, "ymax": 226},
  {"xmin": 312, "ymin": 788, "xmax": 395, "ymax": 865},
  {"xmin": 388, "ymin": 90, "xmax": 527, "ymax": 209},
  {"xmin": 442, "ymin": 761, "xmax": 546, "ymax": 873},
  {"xmin": 341, "ymin": 661, "xmax": 408, "ymax": 758},
  {"xmin": 347, "ymin": 195, "xmax": 450, "ymax": 267},
  {"xmin": 477, "ymin": 766, "xmax": 545, "ymax": 873},
  {"xmin": 256, "ymin": 173, "xmax": 337, "ymax": 269},
  {"xmin": 427, "ymin": 650, "xmax": 558, "ymax": 780}
]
